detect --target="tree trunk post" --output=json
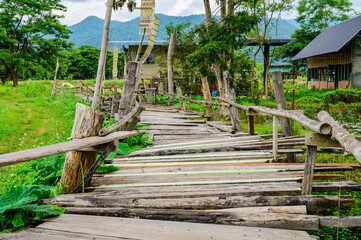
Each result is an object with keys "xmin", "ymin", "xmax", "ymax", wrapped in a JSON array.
[
  {"xmin": 118, "ymin": 61, "xmax": 139, "ymax": 118},
  {"xmin": 176, "ymin": 86, "xmax": 186, "ymax": 111},
  {"xmin": 111, "ymin": 92, "xmax": 120, "ymax": 116},
  {"xmin": 247, "ymin": 114, "xmax": 255, "ymax": 136},
  {"xmin": 301, "ymin": 145, "xmax": 317, "ymax": 195},
  {"xmin": 223, "ymin": 71, "xmax": 242, "ymax": 131},
  {"xmin": 272, "ymin": 71, "xmax": 295, "ymax": 162},
  {"xmin": 273, "ymin": 116, "xmax": 278, "ymax": 162},
  {"xmin": 201, "ymin": 78, "xmax": 214, "ymax": 121},
  {"xmin": 168, "ymin": 31, "xmax": 176, "ymax": 106},
  {"xmin": 61, "ymin": 103, "xmax": 105, "ymax": 194},
  {"xmin": 144, "ymin": 82, "xmax": 152, "ymax": 104},
  {"xmin": 51, "ymin": 57, "xmax": 59, "ymax": 97},
  {"xmin": 92, "ymin": 0, "xmax": 114, "ymax": 109}
]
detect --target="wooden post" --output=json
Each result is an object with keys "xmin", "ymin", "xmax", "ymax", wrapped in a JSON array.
[
  {"xmin": 301, "ymin": 145, "xmax": 317, "ymax": 195},
  {"xmin": 272, "ymin": 71, "xmax": 295, "ymax": 163},
  {"xmin": 186, "ymin": 94, "xmax": 190, "ymax": 110},
  {"xmin": 176, "ymin": 86, "xmax": 186, "ymax": 111},
  {"xmin": 144, "ymin": 82, "xmax": 152, "ymax": 104},
  {"xmin": 131, "ymin": 63, "xmax": 142, "ymax": 106},
  {"xmin": 223, "ymin": 71, "xmax": 242, "ymax": 131},
  {"xmin": 273, "ymin": 116, "xmax": 278, "ymax": 162},
  {"xmin": 292, "ymin": 89, "xmax": 295, "ymax": 110},
  {"xmin": 51, "ymin": 57, "xmax": 59, "ymax": 97},
  {"xmin": 118, "ymin": 61, "xmax": 138, "ymax": 118},
  {"xmin": 247, "ymin": 114, "xmax": 255, "ymax": 136},
  {"xmin": 154, "ymin": 89, "xmax": 158, "ymax": 104},
  {"xmin": 111, "ymin": 92, "xmax": 120, "ymax": 116},
  {"xmin": 61, "ymin": 103, "xmax": 105, "ymax": 194},
  {"xmin": 158, "ymin": 81, "xmax": 164, "ymax": 92},
  {"xmin": 167, "ymin": 31, "xmax": 176, "ymax": 106},
  {"xmin": 201, "ymin": 78, "xmax": 214, "ymax": 121},
  {"xmin": 264, "ymin": 44, "xmax": 270, "ymax": 95},
  {"xmin": 92, "ymin": 0, "xmax": 114, "ymax": 109}
]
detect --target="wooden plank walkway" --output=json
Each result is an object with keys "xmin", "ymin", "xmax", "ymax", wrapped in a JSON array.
[{"xmin": 4, "ymin": 104, "xmax": 361, "ymax": 239}]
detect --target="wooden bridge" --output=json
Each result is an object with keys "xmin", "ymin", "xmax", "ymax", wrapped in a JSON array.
[
  {"xmin": 3, "ymin": 102, "xmax": 361, "ymax": 239},
  {"xmin": 2, "ymin": 67, "xmax": 361, "ymax": 239}
]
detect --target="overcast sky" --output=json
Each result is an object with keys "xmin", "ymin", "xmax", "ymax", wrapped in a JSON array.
[{"xmin": 60, "ymin": 0, "xmax": 361, "ymax": 26}]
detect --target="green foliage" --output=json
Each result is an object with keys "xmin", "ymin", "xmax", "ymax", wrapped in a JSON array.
[
  {"xmin": 67, "ymin": 45, "xmax": 124, "ymax": 80},
  {"xmin": 0, "ymin": 186, "xmax": 65, "ymax": 233},
  {"xmin": 297, "ymin": 0, "xmax": 357, "ymax": 31},
  {"xmin": 0, "ymin": 0, "xmax": 71, "ymax": 86}
]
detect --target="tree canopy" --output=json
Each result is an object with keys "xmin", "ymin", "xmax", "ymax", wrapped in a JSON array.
[
  {"xmin": 0, "ymin": 0, "xmax": 71, "ymax": 86},
  {"xmin": 297, "ymin": 0, "xmax": 358, "ymax": 32}
]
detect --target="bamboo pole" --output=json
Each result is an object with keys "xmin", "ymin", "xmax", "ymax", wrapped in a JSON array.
[
  {"xmin": 51, "ymin": 57, "xmax": 59, "ymax": 97},
  {"xmin": 167, "ymin": 31, "xmax": 176, "ymax": 106},
  {"xmin": 318, "ymin": 111, "xmax": 361, "ymax": 165},
  {"xmin": 92, "ymin": 0, "xmax": 114, "ymax": 109},
  {"xmin": 136, "ymin": 28, "xmax": 147, "ymax": 61},
  {"xmin": 99, "ymin": 102, "xmax": 141, "ymax": 136}
]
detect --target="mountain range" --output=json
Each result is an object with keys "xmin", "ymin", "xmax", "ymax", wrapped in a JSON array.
[{"xmin": 67, "ymin": 14, "xmax": 299, "ymax": 49}]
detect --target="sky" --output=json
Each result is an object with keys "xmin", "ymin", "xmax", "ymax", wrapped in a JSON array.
[{"xmin": 60, "ymin": 0, "xmax": 361, "ymax": 26}]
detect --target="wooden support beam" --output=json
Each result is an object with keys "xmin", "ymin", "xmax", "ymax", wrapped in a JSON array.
[
  {"xmin": 176, "ymin": 86, "xmax": 186, "ymax": 111},
  {"xmin": 201, "ymin": 78, "xmax": 214, "ymax": 121},
  {"xmin": 273, "ymin": 116, "xmax": 278, "ymax": 162},
  {"xmin": 60, "ymin": 103, "xmax": 105, "ymax": 194},
  {"xmin": 168, "ymin": 31, "xmax": 176, "ymax": 106},
  {"xmin": 72, "ymin": 142, "xmax": 116, "ymax": 193},
  {"xmin": 301, "ymin": 145, "xmax": 317, "ymax": 195},
  {"xmin": 305, "ymin": 133, "xmax": 342, "ymax": 148},
  {"xmin": 223, "ymin": 71, "xmax": 242, "ymax": 131},
  {"xmin": 247, "ymin": 115, "xmax": 255, "ymax": 136},
  {"xmin": 119, "ymin": 61, "xmax": 139, "ymax": 117}
]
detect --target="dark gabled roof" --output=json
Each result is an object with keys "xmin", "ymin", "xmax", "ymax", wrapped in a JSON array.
[{"xmin": 292, "ymin": 15, "xmax": 361, "ymax": 61}]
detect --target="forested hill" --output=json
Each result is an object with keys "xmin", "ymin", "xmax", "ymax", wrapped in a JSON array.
[{"xmin": 68, "ymin": 14, "xmax": 297, "ymax": 48}]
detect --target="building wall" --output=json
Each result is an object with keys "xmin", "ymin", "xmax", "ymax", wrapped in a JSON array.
[
  {"xmin": 129, "ymin": 45, "xmax": 167, "ymax": 79},
  {"xmin": 308, "ymin": 44, "xmax": 352, "ymax": 68},
  {"xmin": 352, "ymin": 36, "xmax": 361, "ymax": 89}
]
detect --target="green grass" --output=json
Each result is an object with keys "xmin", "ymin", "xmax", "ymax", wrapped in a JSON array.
[{"xmin": 0, "ymin": 81, "xmax": 81, "ymax": 194}]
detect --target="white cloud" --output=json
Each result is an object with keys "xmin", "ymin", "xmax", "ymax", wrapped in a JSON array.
[
  {"xmin": 60, "ymin": 0, "xmax": 217, "ymax": 26},
  {"xmin": 60, "ymin": 0, "xmax": 361, "ymax": 26}
]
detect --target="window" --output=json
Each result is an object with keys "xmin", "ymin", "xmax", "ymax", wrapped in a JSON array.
[{"xmin": 139, "ymin": 52, "xmax": 156, "ymax": 64}]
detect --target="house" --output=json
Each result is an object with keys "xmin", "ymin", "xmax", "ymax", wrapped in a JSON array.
[
  {"xmin": 109, "ymin": 40, "xmax": 167, "ymax": 80},
  {"xmin": 292, "ymin": 15, "xmax": 361, "ymax": 90},
  {"xmin": 268, "ymin": 65, "xmax": 302, "ymax": 82}
]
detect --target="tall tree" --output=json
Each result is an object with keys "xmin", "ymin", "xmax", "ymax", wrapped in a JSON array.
[
  {"xmin": 240, "ymin": 0, "xmax": 292, "ymax": 94},
  {"xmin": 0, "ymin": 0, "xmax": 71, "ymax": 86},
  {"xmin": 297, "ymin": 0, "xmax": 357, "ymax": 32}
]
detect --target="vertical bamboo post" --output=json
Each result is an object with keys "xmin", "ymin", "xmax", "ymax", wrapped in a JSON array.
[
  {"xmin": 167, "ymin": 31, "xmax": 176, "ymax": 106},
  {"xmin": 201, "ymin": 78, "xmax": 214, "ymax": 121},
  {"xmin": 61, "ymin": 103, "xmax": 105, "ymax": 194},
  {"xmin": 51, "ymin": 57, "xmax": 59, "ymax": 97},
  {"xmin": 301, "ymin": 145, "xmax": 317, "ymax": 195},
  {"xmin": 292, "ymin": 89, "xmax": 295, "ymax": 110},
  {"xmin": 272, "ymin": 71, "xmax": 295, "ymax": 163},
  {"xmin": 92, "ymin": 0, "xmax": 114, "ymax": 109},
  {"xmin": 176, "ymin": 86, "xmax": 186, "ymax": 111},
  {"xmin": 273, "ymin": 116, "xmax": 278, "ymax": 162},
  {"xmin": 247, "ymin": 114, "xmax": 255, "ymax": 136}
]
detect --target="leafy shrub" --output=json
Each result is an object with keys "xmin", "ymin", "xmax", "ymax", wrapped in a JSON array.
[{"xmin": 0, "ymin": 186, "xmax": 65, "ymax": 233}]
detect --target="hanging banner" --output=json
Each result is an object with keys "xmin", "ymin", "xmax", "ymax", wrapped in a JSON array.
[
  {"xmin": 140, "ymin": 16, "xmax": 159, "ymax": 64},
  {"xmin": 140, "ymin": 0, "xmax": 155, "ymax": 29},
  {"xmin": 112, "ymin": 46, "xmax": 119, "ymax": 79}
]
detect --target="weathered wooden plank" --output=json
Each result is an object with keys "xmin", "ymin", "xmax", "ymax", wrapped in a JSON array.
[
  {"xmin": 319, "ymin": 216, "xmax": 361, "ymax": 228},
  {"xmin": 0, "ymin": 131, "xmax": 138, "ymax": 168},
  {"xmin": 90, "ymin": 177, "xmax": 301, "ymax": 189},
  {"xmin": 302, "ymin": 146, "xmax": 317, "ymax": 195},
  {"xmin": 65, "ymin": 206, "xmax": 318, "ymax": 230},
  {"xmin": 113, "ymin": 158, "xmax": 271, "ymax": 167},
  {"xmin": 35, "ymin": 214, "xmax": 315, "ymax": 240},
  {"xmin": 44, "ymin": 195, "xmax": 353, "ymax": 211}
]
